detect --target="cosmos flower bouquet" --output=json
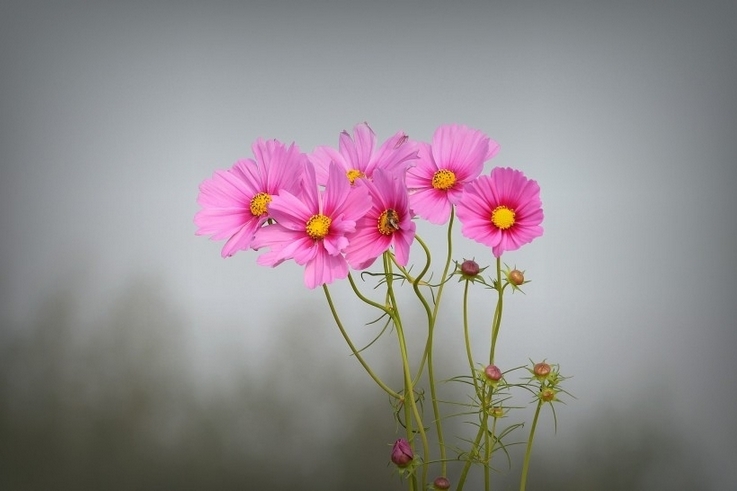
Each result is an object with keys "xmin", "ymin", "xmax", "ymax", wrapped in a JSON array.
[{"xmin": 195, "ymin": 123, "xmax": 569, "ymax": 490}]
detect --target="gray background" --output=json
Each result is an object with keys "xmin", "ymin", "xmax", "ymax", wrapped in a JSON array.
[{"xmin": 1, "ymin": 1, "xmax": 735, "ymax": 489}]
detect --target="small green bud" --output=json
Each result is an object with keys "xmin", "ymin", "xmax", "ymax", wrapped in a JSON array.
[{"xmin": 540, "ymin": 387, "xmax": 557, "ymax": 402}]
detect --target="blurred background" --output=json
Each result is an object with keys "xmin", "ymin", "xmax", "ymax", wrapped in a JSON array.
[{"xmin": 1, "ymin": 1, "xmax": 735, "ymax": 489}]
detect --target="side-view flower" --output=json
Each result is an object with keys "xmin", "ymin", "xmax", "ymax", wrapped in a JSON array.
[
  {"xmin": 309, "ymin": 122, "xmax": 419, "ymax": 186},
  {"xmin": 194, "ymin": 138, "xmax": 307, "ymax": 257}
]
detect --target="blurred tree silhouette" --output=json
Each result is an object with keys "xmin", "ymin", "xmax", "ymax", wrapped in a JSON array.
[
  {"xmin": 0, "ymin": 278, "xmax": 393, "ymax": 490},
  {"xmin": 0, "ymin": 277, "xmax": 708, "ymax": 490}
]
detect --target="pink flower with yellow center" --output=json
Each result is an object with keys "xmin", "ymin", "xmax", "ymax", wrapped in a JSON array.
[
  {"xmin": 309, "ymin": 122, "xmax": 419, "ymax": 186},
  {"xmin": 406, "ymin": 124, "xmax": 500, "ymax": 225},
  {"xmin": 345, "ymin": 169, "xmax": 416, "ymax": 270},
  {"xmin": 455, "ymin": 167, "xmax": 543, "ymax": 257},
  {"xmin": 251, "ymin": 163, "xmax": 372, "ymax": 289},
  {"xmin": 194, "ymin": 138, "xmax": 307, "ymax": 257}
]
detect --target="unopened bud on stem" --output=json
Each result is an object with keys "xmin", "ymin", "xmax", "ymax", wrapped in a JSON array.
[
  {"xmin": 390, "ymin": 438, "xmax": 413, "ymax": 468},
  {"xmin": 509, "ymin": 269, "xmax": 525, "ymax": 285},
  {"xmin": 540, "ymin": 387, "xmax": 556, "ymax": 402},
  {"xmin": 461, "ymin": 259, "xmax": 480, "ymax": 277},
  {"xmin": 533, "ymin": 362, "xmax": 551, "ymax": 380},
  {"xmin": 484, "ymin": 364, "xmax": 502, "ymax": 383},
  {"xmin": 433, "ymin": 476, "xmax": 451, "ymax": 489}
]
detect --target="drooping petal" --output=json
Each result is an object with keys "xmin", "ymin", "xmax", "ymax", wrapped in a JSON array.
[
  {"xmin": 309, "ymin": 145, "xmax": 347, "ymax": 186},
  {"xmin": 220, "ymin": 217, "xmax": 263, "ymax": 258},
  {"xmin": 410, "ymin": 188, "xmax": 452, "ymax": 225},
  {"xmin": 313, "ymin": 123, "xmax": 419, "ymax": 186},
  {"xmin": 303, "ymin": 248, "xmax": 349, "ymax": 289},
  {"xmin": 366, "ymin": 130, "xmax": 419, "ymax": 176}
]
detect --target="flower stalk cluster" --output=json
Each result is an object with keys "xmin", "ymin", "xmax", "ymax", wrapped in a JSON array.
[{"xmin": 195, "ymin": 122, "xmax": 570, "ymax": 490}]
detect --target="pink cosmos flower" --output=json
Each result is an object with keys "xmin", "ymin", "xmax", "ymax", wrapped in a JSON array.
[
  {"xmin": 455, "ymin": 167, "xmax": 543, "ymax": 257},
  {"xmin": 406, "ymin": 124, "xmax": 500, "ymax": 225},
  {"xmin": 309, "ymin": 122, "xmax": 419, "ymax": 186},
  {"xmin": 345, "ymin": 169, "xmax": 416, "ymax": 270},
  {"xmin": 251, "ymin": 163, "xmax": 372, "ymax": 289},
  {"xmin": 194, "ymin": 138, "xmax": 307, "ymax": 257}
]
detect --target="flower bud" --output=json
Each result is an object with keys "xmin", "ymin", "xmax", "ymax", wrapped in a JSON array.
[
  {"xmin": 489, "ymin": 406, "xmax": 505, "ymax": 419},
  {"xmin": 540, "ymin": 387, "xmax": 556, "ymax": 402},
  {"xmin": 391, "ymin": 438, "xmax": 413, "ymax": 468},
  {"xmin": 533, "ymin": 362, "xmax": 551, "ymax": 380},
  {"xmin": 433, "ymin": 476, "xmax": 451, "ymax": 490},
  {"xmin": 461, "ymin": 259, "xmax": 480, "ymax": 277},
  {"xmin": 508, "ymin": 269, "xmax": 524, "ymax": 285},
  {"xmin": 484, "ymin": 364, "xmax": 502, "ymax": 382}
]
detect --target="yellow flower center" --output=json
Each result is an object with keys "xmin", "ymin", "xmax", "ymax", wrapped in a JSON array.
[
  {"xmin": 346, "ymin": 169, "xmax": 365, "ymax": 184},
  {"xmin": 491, "ymin": 205, "xmax": 516, "ymax": 230},
  {"xmin": 249, "ymin": 192, "xmax": 272, "ymax": 216},
  {"xmin": 306, "ymin": 214, "xmax": 332, "ymax": 239},
  {"xmin": 431, "ymin": 169, "xmax": 456, "ymax": 190},
  {"xmin": 377, "ymin": 209, "xmax": 401, "ymax": 235}
]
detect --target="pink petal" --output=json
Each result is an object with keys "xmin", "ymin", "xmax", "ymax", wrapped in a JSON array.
[
  {"xmin": 303, "ymin": 248, "xmax": 348, "ymax": 289},
  {"xmin": 410, "ymin": 188, "xmax": 452, "ymax": 225},
  {"xmin": 220, "ymin": 217, "xmax": 262, "ymax": 257},
  {"xmin": 309, "ymin": 145, "xmax": 346, "ymax": 186},
  {"xmin": 345, "ymin": 224, "xmax": 391, "ymax": 269}
]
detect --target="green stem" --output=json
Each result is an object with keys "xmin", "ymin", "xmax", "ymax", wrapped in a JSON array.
[
  {"xmin": 385, "ymin": 253, "xmax": 429, "ymax": 489},
  {"xmin": 397, "ymin": 318, "xmax": 429, "ymax": 489},
  {"xmin": 456, "ymin": 399, "xmax": 490, "ymax": 491},
  {"xmin": 462, "ymin": 279, "xmax": 480, "ymax": 396},
  {"xmin": 489, "ymin": 257, "xmax": 504, "ymax": 365},
  {"xmin": 519, "ymin": 401, "xmax": 543, "ymax": 491},
  {"xmin": 347, "ymin": 273, "xmax": 388, "ymax": 312},
  {"xmin": 322, "ymin": 284, "xmax": 400, "ymax": 400},
  {"xmin": 408, "ymin": 216, "xmax": 454, "ymax": 478},
  {"xmin": 484, "ymin": 424, "xmax": 491, "ymax": 491},
  {"xmin": 488, "ymin": 416, "xmax": 499, "ymax": 490},
  {"xmin": 403, "ymin": 234, "xmax": 434, "ymax": 385},
  {"xmin": 426, "ymin": 210, "xmax": 455, "ymax": 477}
]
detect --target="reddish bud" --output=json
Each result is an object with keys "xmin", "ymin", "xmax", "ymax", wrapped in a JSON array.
[
  {"xmin": 484, "ymin": 364, "xmax": 502, "ymax": 382},
  {"xmin": 509, "ymin": 269, "xmax": 525, "ymax": 285},
  {"xmin": 433, "ymin": 476, "xmax": 451, "ymax": 490},
  {"xmin": 391, "ymin": 438, "xmax": 413, "ymax": 468},
  {"xmin": 533, "ymin": 362, "xmax": 551, "ymax": 380},
  {"xmin": 461, "ymin": 259, "xmax": 480, "ymax": 277}
]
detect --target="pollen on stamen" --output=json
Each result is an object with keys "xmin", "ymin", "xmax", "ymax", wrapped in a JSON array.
[
  {"xmin": 491, "ymin": 205, "xmax": 516, "ymax": 230},
  {"xmin": 431, "ymin": 169, "xmax": 456, "ymax": 190},
  {"xmin": 306, "ymin": 214, "xmax": 332, "ymax": 239},
  {"xmin": 249, "ymin": 192, "xmax": 272, "ymax": 216},
  {"xmin": 346, "ymin": 169, "xmax": 365, "ymax": 184},
  {"xmin": 377, "ymin": 209, "xmax": 400, "ymax": 235}
]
